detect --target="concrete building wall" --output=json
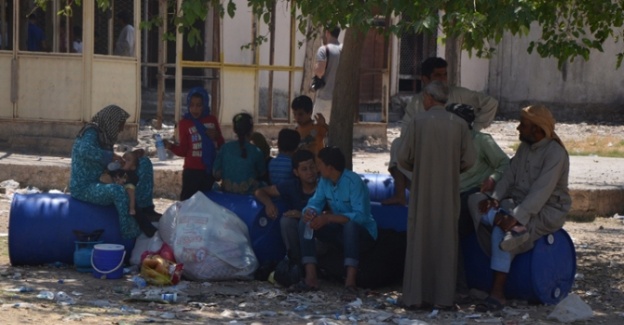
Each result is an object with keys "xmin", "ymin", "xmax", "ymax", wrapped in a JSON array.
[{"xmin": 487, "ymin": 27, "xmax": 624, "ymax": 122}]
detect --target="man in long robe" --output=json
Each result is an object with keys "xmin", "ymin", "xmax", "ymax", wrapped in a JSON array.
[
  {"xmin": 399, "ymin": 81, "xmax": 476, "ymax": 308},
  {"xmin": 384, "ymin": 57, "xmax": 498, "ymax": 205},
  {"xmin": 468, "ymin": 104, "xmax": 571, "ymax": 311}
]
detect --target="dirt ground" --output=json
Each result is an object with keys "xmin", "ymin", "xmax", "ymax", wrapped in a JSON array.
[{"xmin": 1, "ymin": 120, "xmax": 624, "ymax": 324}]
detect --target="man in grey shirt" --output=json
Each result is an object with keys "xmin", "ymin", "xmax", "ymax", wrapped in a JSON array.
[
  {"xmin": 468, "ymin": 104, "xmax": 571, "ymax": 312},
  {"xmin": 313, "ymin": 27, "xmax": 342, "ymax": 124}
]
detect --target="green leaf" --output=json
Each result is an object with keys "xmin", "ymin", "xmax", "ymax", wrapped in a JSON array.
[{"xmin": 227, "ymin": 1, "xmax": 236, "ymax": 18}]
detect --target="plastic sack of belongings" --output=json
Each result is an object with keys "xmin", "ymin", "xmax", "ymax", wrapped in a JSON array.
[{"xmin": 157, "ymin": 192, "xmax": 258, "ymax": 281}]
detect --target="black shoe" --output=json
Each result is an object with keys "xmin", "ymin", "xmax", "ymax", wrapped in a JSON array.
[
  {"xmin": 141, "ymin": 205, "xmax": 162, "ymax": 222},
  {"xmin": 134, "ymin": 211, "xmax": 157, "ymax": 238}
]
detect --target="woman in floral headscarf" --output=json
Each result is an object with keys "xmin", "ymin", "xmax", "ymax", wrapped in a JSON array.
[{"xmin": 70, "ymin": 105, "xmax": 157, "ymax": 238}]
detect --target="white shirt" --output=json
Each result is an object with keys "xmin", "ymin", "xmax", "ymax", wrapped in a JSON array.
[{"xmin": 114, "ymin": 24, "xmax": 135, "ymax": 57}]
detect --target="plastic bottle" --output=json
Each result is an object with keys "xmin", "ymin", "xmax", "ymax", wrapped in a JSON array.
[
  {"xmin": 132, "ymin": 275, "xmax": 147, "ymax": 288},
  {"xmin": 36, "ymin": 291, "xmax": 55, "ymax": 300},
  {"xmin": 303, "ymin": 208, "xmax": 317, "ymax": 240},
  {"xmin": 55, "ymin": 291, "xmax": 75, "ymax": 305},
  {"xmin": 154, "ymin": 134, "xmax": 167, "ymax": 161}
]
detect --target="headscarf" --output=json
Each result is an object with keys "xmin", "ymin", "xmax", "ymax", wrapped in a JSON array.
[
  {"xmin": 521, "ymin": 104, "xmax": 565, "ymax": 149},
  {"xmin": 184, "ymin": 87, "xmax": 210, "ymax": 119},
  {"xmin": 446, "ymin": 103, "xmax": 475, "ymax": 129},
  {"xmin": 184, "ymin": 87, "xmax": 216, "ymax": 172},
  {"xmin": 77, "ymin": 105, "xmax": 130, "ymax": 150}
]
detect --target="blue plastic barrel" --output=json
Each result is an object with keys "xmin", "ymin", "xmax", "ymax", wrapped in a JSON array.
[
  {"xmin": 371, "ymin": 202, "xmax": 408, "ymax": 232},
  {"xmin": 9, "ymin": 194, "xmax": 136, "ymax": 266},
  {"xmin": 359, "ymin": 173, "xmax": 409, "ymax": 203},
  {"xmin": 359, "ymin": 173, "xmax": 395, "ymax": 202},
  {"xmin": 204, "ymin": 191, "xmax": 286, "ymax": 265},
  {"xmin": 462, "ymin": 229, "xmax": 576, "ymax": 304}
]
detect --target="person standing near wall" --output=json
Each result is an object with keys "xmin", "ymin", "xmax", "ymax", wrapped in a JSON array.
[
  {"xmin": 27, "ymin": 13, "xmax": 46, "ymax": 52},
  {"xmin": 313, "ymin": 27, "xmax": 342, "ymax": 124},
  {"xmin": 114, "ymin": 11, "xmax": 134, "ymax": 57}
]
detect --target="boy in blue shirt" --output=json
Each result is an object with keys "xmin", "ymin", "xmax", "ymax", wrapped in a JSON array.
[
  {"xmin": 298, "ymin": 147, "xmax": 377, "ymax": 292},
  {"xmin": 268, "ymin": 128, "xmax": 300, "ymax": 185},
  {"xmin": 255, "ymin": 150, "xmax": 318, "ymax": 263}
]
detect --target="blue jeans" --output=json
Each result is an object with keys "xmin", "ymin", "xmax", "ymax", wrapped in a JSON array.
[
  {"xmin": 299, "ymin": 219, "xmax": 374, "ymax": 268},
  {"xmin": 482, "ymin": 208, "xmax": 513, "ymax": 273}
]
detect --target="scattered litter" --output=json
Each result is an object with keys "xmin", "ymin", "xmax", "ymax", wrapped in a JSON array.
[
  {"xmin": 160, "ymin": 312, "xmax": 176, "ymax": 319},
  {"xmin": 120, "ymin": 305, "xmax": 142, "ymax": 314},
  {"xmin": 547, "ymin": 293, "xmax": 593, "ymax": 323},
  {"xmin": 89, "ymin": 300, "xmax": 112, "ymax": 307},
  {"xmin": 427, "ymin": 309, "xmax": 439, "ymax": 319},
  {"xmin": 36, "ymin": 291, "xmax": 55, "ymax": 300},
  {"xmin": 62, "ymin": 313, "xmax": 97, "ymax": 321},
  {"xmin": 55, "ymin": 291, "xmax": 75, "ymax": 305},
  {"xmin": 4, "ymin": 286, "xmax": 34, "ymax": 293}
]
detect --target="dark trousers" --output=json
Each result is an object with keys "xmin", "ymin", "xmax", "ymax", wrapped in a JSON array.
[{"xmin": 180, "ymin": 168, "xmax": 215, "ymax": 201}]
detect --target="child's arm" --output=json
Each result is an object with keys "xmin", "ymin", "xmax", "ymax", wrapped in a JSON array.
[
  {"xmin": 315, "ymin": 113, "xmax": 329, "ymax": 131},
  {"xmin": 165, "ymin": 120, "xmax": 191, "ymax": 157},
  {"xmin": 254, "ymin": 185, "xmax": 280, "ymax": 219},
  {"xmin": 210, "ymin": 117, "xmax": 225, "ymax": 148}
]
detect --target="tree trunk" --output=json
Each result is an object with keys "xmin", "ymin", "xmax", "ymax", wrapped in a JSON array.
[
  {"xmin": 328, "ymin": 28, "xmax": 366, "ymax": 169},
  {"xmin": 444, "ymin": 35, "xmax": 463, "ymax": 86}
]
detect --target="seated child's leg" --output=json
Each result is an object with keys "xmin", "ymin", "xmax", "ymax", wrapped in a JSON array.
[{"xmin": 125, "ymin": 184, "xmax": 136, "ymax": 215}]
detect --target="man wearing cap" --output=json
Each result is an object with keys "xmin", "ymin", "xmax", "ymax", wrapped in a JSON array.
[
  {"xmin": 467, "ymin": 104, "xmax": 571, "ymax": 311},
  {"xmin": 399, "ymin": 80, "xmax": 476, "ymax": 309}
]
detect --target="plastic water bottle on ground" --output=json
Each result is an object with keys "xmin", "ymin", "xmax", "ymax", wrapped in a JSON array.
[
  {"xmin": 36, "ymin": 291, "xmax": 55, "ymax": 300},
  {"xmin": 303, "ymin": 208, "xmax": 317, "ymax": 240},
  {"xmin": 55, "ymin": 291, "xmax": 75, "ymax": 305},
  {"xmin": 154, "ymin": 134, "xmax": 167, "ymax": 161}
]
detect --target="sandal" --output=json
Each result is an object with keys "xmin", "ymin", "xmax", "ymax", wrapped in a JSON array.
[
  {"xmin": 475, "ymin": 296, "xmax": 505, "ymax": 312},
  {"xmin": 287, "ymin": 281, "xmax": 318, "ymax": 293}
]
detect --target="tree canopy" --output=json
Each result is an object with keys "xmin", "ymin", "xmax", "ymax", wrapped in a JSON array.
[
  {"xmin": 40, "ymin": 0, "xmax": 624, "ymax": 167},
  {"xmin": 42, "ymin": 0, "xmax": 624, "ymax": 67}
]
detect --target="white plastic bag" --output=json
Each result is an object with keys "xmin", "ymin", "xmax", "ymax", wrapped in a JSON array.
[
  {"xmin": 130, "ymin": 230, "xmax": 164, "ymax": 266},
  {"xmin": 160, "ymin": 192, "xmax": 258, "ymax": 281}
]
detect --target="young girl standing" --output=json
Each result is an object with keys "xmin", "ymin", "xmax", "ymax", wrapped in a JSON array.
[{"xmin": 165, "ymin": 87, "xmax": 224, "ymax": 200}]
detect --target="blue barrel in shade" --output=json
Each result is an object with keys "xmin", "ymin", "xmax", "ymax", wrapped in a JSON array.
[
  {"xmin": 359, "ymin": 173, "xmax": 409, "ymax": 203},
  {"xmin": 462, "ymin": 229, "xmax": 576, "ymax": 304},
  {"xmin": 9, "ymin": 193, "xmax": 136, "ymax": 266},
  {"xmin": 204, "ymin": 191, "xmax": 286, "ymax": 266},
  {"xmin": 371, "ymin": 202, "xmax": 408, "ymax": 232}
]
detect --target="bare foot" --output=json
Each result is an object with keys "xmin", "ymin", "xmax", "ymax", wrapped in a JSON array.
[
  {"xmin": 381, "ymin": 196, "xmax": 406, "ymax": 206},
  {"xmin": 129, "ymin": 208, "xmax": 136, "ymax": 215}
]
